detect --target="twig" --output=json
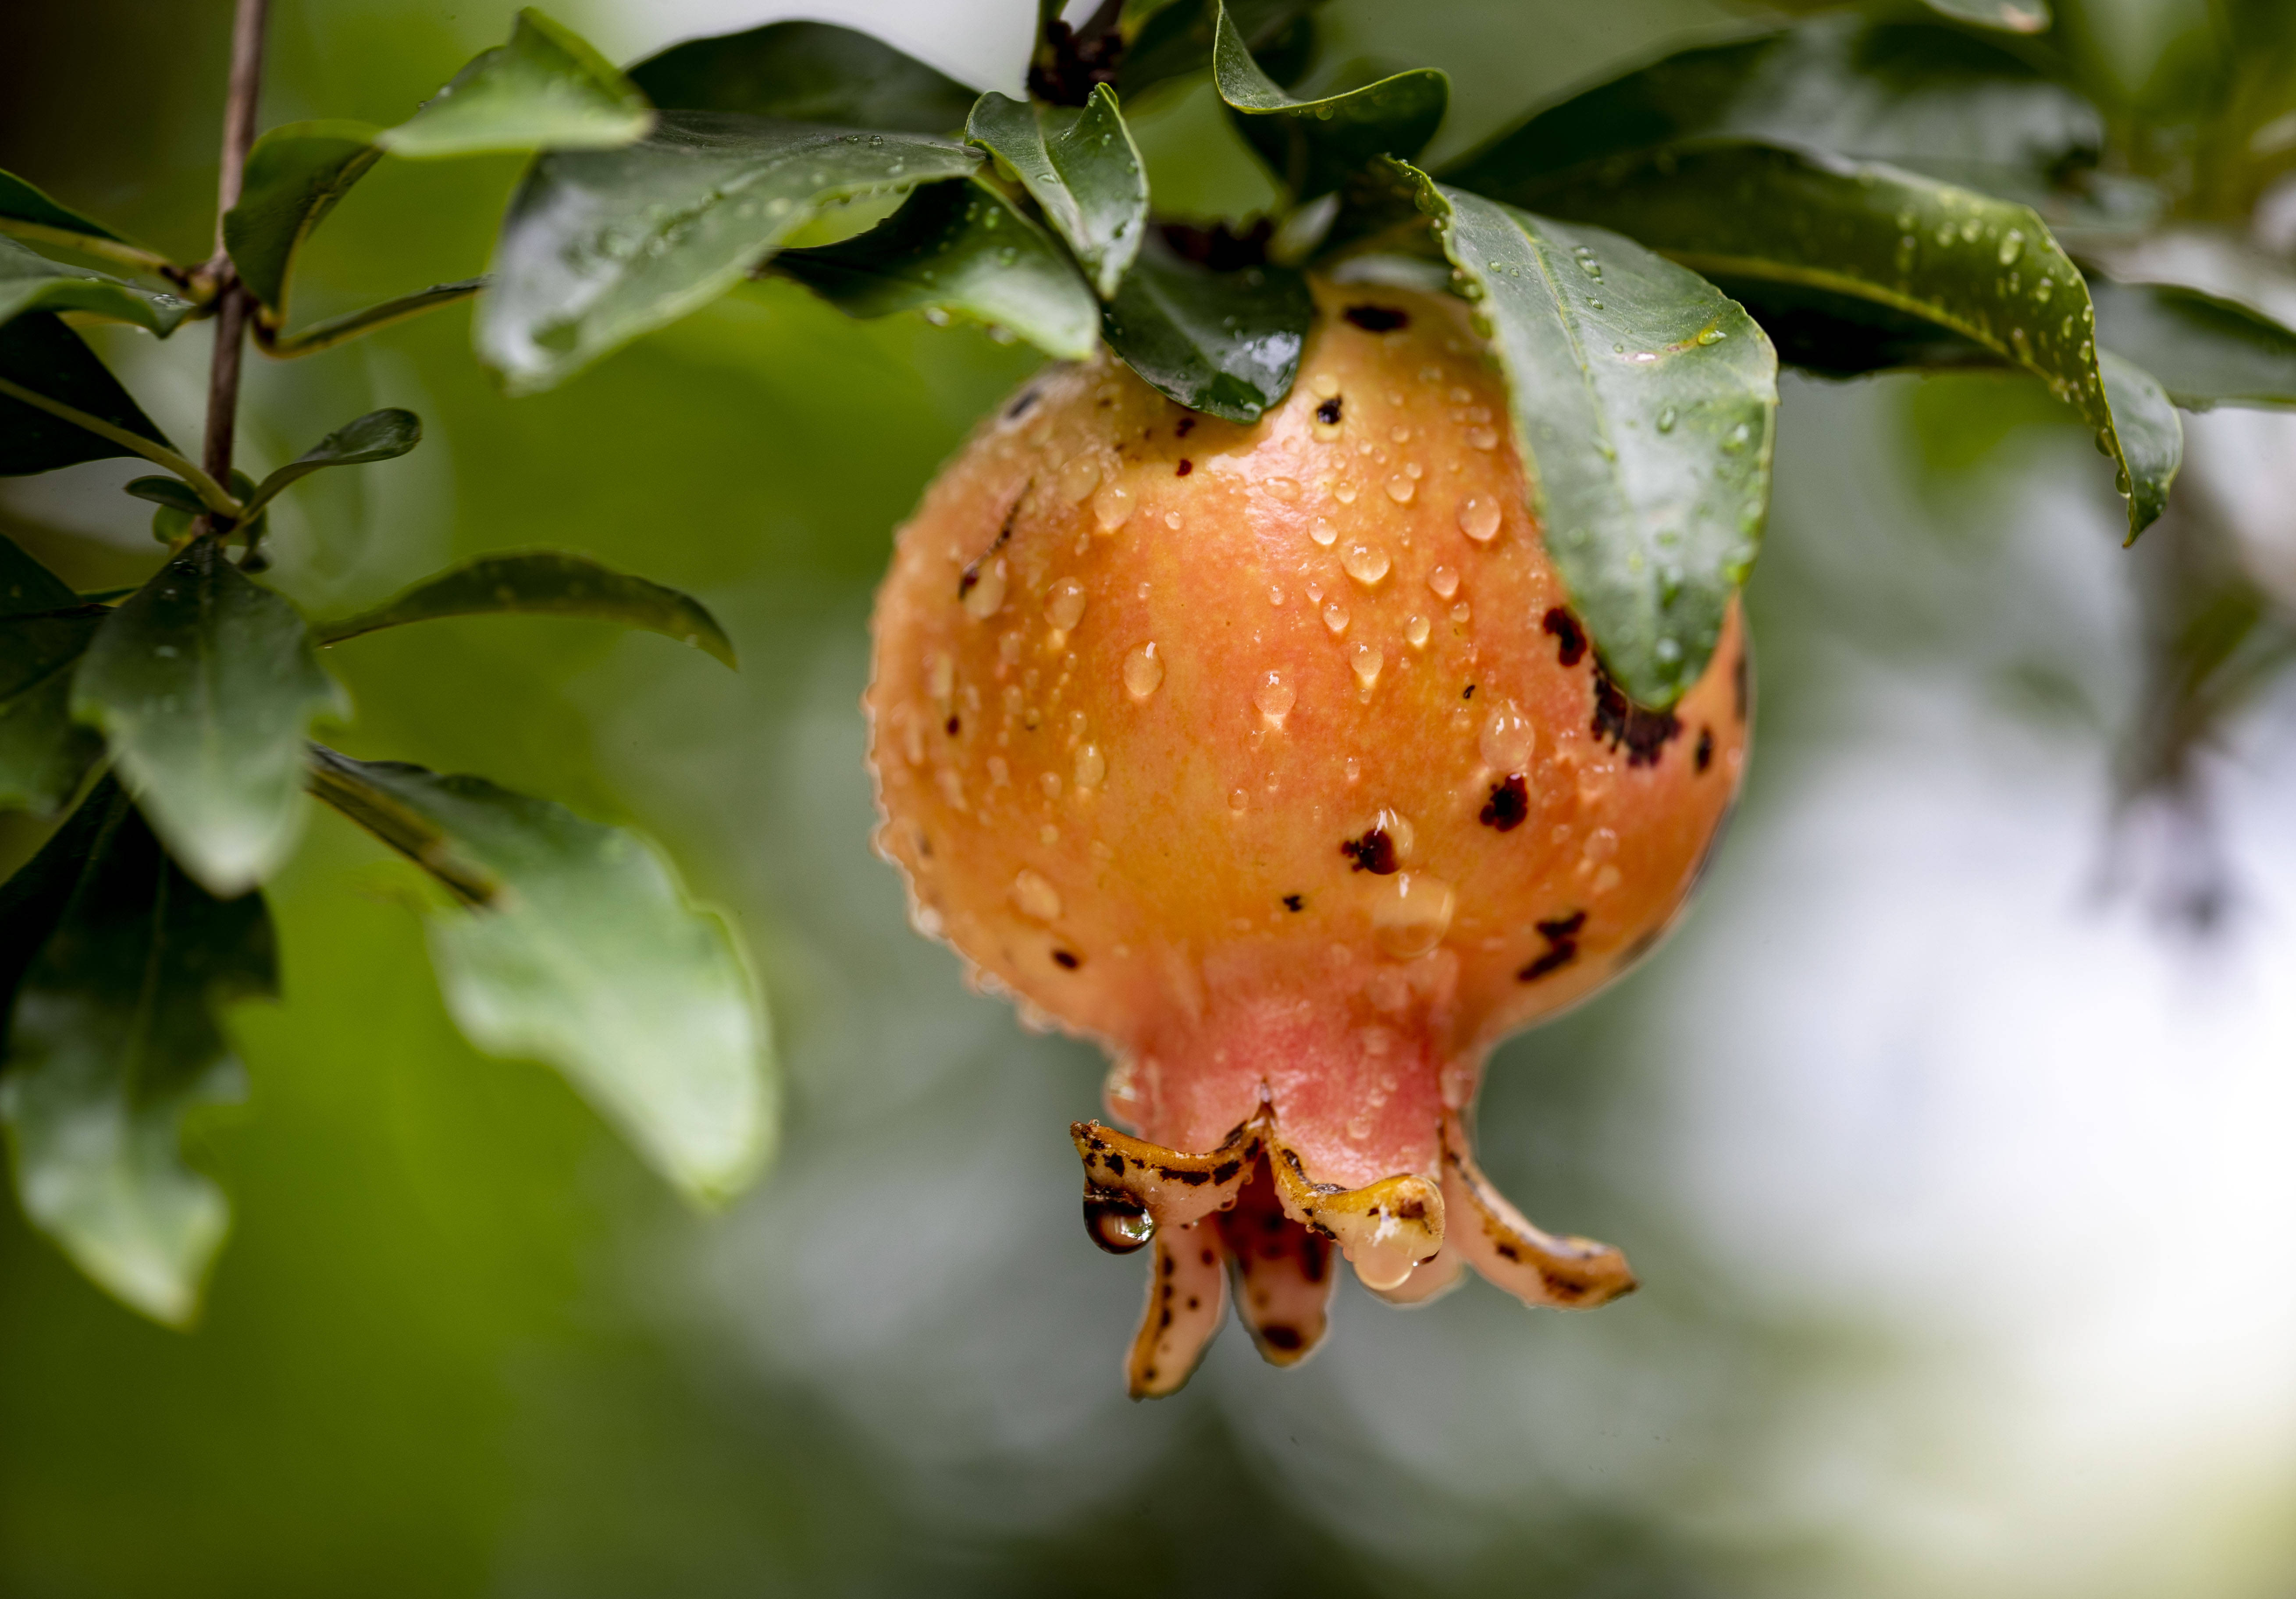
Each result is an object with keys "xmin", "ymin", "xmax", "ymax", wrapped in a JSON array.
[{"xmin": 196, "ymin": 0, "xmax": 272, "ymax": 535}]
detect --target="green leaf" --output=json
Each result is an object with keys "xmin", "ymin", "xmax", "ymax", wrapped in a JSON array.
[
  {"xmin": 377, "ymin": 7, "xmax": 654, "ymax": 160},
  {"xmin": 1709, "ymin": 275, "xmax": 2002, "ymax": 378},
  {"xmin": 71, "ymin": 540, "xmax": 345, "ymax": 895},
  {"xmin": 1921, "ymin": 0, "xmax": 2050, "ymax": 34},
  {"xmin": 306, "ymin": 748, "xmax": 773, "ymax": 1205},
  {"xmin": 0, "ymin": 236, "xmax": 192, "ymax": 336},
  {"xmin": 1101, "ymin": 239, "xmax": 1311, "ymax": 421},
  {"xmin": 2096, "ymin": 351, "xmax": 2181, "ymax": 529},
  {"xmin": 967, "ymin": 87, "xmax": 1148, "ymax": 300},
  {"xmin": 1420, "ymin": 179, "xmax": 1776, "ymax": 709},
  {"xmin": 238, "ymin": 408, "xmax": 421, "ymax": 519},
  {"xmin": 124, "ymin": 476, "xmax": 206, "ymax": 515},
  {"xmin": 0, "ymin": 169, "xmax": 133, "ymax": 246},
  {"xmin": 1502, "ymin": 141, "xmax": 2167, "ymax": 538},
  {"xmin": 221, "ymin": 121, "xmax": 384, "ymax": 314},
  {"xmin": 1210, "ymin": 2, "xmax": 1446, "ymax": 200},
  {"xmin": 1120, "ymin": 0, "xmax": 1324, "ymax": 100},
  {"xmin": 2089, "ymin": 277, "xmax": 2296, "ymax": 410},
  {"xmin": 258, "ymin": 277, "xmax": 486, "ymax": 359},
  {"xmin": 313, "ymin": 549, "xmax": 737, "ymax": 667},
  {"xmin": 0, "ymin": 313, "xmax": 174, "ymax": 476},
  {"xmin": 477, "ymin": 114, "xmax": 979, "ymax": 393},
  {"xmin": 0, "ymin": 777, "xmax": 271, "ymax": 1328},
  {"xmin": 627, "ymin": 20, "xmax": 978, "ymax": 132},
  {"xmin": 774, "ymin": 178, "xmax": 1098, "ymax": 359},
  {"xmin": 0, "ymin": 536, "xmax": 101, "ymax": 815},
  {"xmin": 1440, "ymin": 17, "xmax": 2100, "ymax": 213}
]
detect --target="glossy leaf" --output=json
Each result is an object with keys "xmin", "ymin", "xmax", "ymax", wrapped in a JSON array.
[
  {"xmin": 0, "ymin": 536, "xmax": 100, "ymax": 815},
  {"xmin": 2089, "ymin": 277, "xmax": 2296, "ymax": 409},
  {"xmin": 0, "ymin": 778, "xmax": 271, "ymax": 1328},
  {"xmin": 0, "ymin": 313, "xmax": 174, "ymax": 476},
  {"xmin": 2097, "ymin": 352, "xmax": 2181, "ymax": 529},
  {"xmin": 306, "ymin": 748, "xmax": 773, "ymax": 1205},
  {"xmin": 1922, "ymin": 0, "xmax": 2050, "ymax": 33},
  {"xmin": 377, "ymin": 8, "xmax": 653, "ymax": 160},
  {"xmin": 1426, "ymin": 181, "xmax": 1776, "ymax": 708},
  {"xmin": 1101, "ymin": 240, "xmax": 1310, "ymax": 421},
  {"xmin": 0, "ymin": 235, "xmax": 192, "ymax": 336},
  {"xmin": 1120, "ymin": 0, "xmax": 1324, "ymax": 99},
  {"xmin": 1441, "ymin": 17, "xmax": 2100, "ymax": 211},
  {"xmin": 313, "ymin": 549, "xmax": 737, "ymax": 667},
  {"xmin": 0, "ymin": 169, "xmax": 132, "ymax": 246},
  {"xmin": 1211, "ymin": 2, "xmax": 1446, "ymax": 200},
  {"xmin": 239, "ymin": 409, "xmax": 421, "ymax": 518},
  {"xmin": 627, "ymin": 20, "xmax": 977, "ymax": 132},
  {"xmin": 259, "ymin": 277, "xmax": 486, "ymax": 358},
  {"xmin": 477, "ymin": 114, "xmax": 979, "ymax": 393},
  {"xmin": 967, "ymin": 87, "xmax": 1147, "ymax": 299},
  {"xmin": 1711, "ymin": 275, "xmax": 2001, "ymax": 378},
  {"xmin": 775, "ymin": 178, "xmax": 1097, "ymax": 359},
  {"xmin": 125, "ymin": 476, "xmax": 207, "ymax": 516},
  {"xmin": 221, "ymin": 121, "xmax": 383, "ymax": 313},
  {"xmin": 1511, "ymin": 141, "xmax": 2167, "ymax": 538},
  {"xmin": 71, "ymin": 540, "xmax": 344, "ymax": 895}
]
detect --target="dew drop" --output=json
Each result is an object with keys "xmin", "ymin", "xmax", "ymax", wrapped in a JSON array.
[
  {"xmin": 1040, "ymin": 771, "xmax": 1062, "ymax": 800},
  {"xmin": 1451, "ymin": 601, "xmax": 1471, "ymax": 624},
  {"xmin": 1370, "ymin": 872, "xmax": 1456, "ymax": 959},
  {"xmin": 1091, "ymin": 482, "xmax": 1135, "ymax": 531},
  {"xmin": 1229, "ymin": 788, "xmax": 1249, "ymax": 812},
  {"xmin": 1265, "ymin": 476, "xmax": 1301, "ymax": 500},
  {"xmin": 1309, "ymin": 517, "xmax": 1338, "ymax": 547},
  {"xmin": 1322, "ymin": 601, "xmax": 1350, "ymax": 636},
  {"xmin": 1390, "ymin": 425, "xmax": 1411, "ymax": 444},
  {"xmin": 1479, "ymin": 704, "xmax": 1535, "ymax": 770},
  {"xmin": 1997, "ymin": 228, "xmax": 2024, "ymax": 265},
  {"xmin": 1466, "ymin": 426, "xmax": 1499, "ymax": 451},
  {"xmin": 962, "ymin": 558, "xmax": 1007, "ymax": 620},
  {"xmin": 1254, "ymin": 670, "xmax": 1296, "ymax": 723},
  {"xmin": 1696, "ymin": 327, "xmax": 1726, "ymax": 346},
  {"xmin": 1011, "ymin": 869, "xmax": 1063, "ymax": 922},
  {"xmin": 1457, "ymin": 496, "xmax": 1502, "ymax": 542},
  {"xmin": 1044, "ymin": 578, "xmax": 1087, "ymax": 631},
  {"xmin": 1057, "ymin": 454, "xmax": 1102, "ymax": 504},
  {"xmin": 1334, "ymin": 482, "xmax": 1359, "ymax": 505},
  {"xmin": 1344, "ymin": 757, "xmax": 1361, "ymax": 782},
  {"xmin": 1074, "ymin": 743, "xmax": 1107, "ymax": 787},
  {"xmin": 1352, "ymin": 643, "xmax": 1385, "ymax": 689},
  {"xmin": 1164, "ymin": 511, "xmax": 1182, "ymax": 530},
  {"xmin": 1124, "ymin": 641, "xmax": 1164, "ymax": 700},
  {"xmin": 1342, "ymin": 543, "xmax": 1392, "ymax": 586},
  {"xmin": 1404, "ymin": 613, "xmax": 1431, "ymax": 648},
  {"xmin": 1655, "ymin": 406, "xmax": 1677, "ymax": 434},
  {"xmin": 1427, "ymin": 565, "xmax": 1459, "ymax": 599}
]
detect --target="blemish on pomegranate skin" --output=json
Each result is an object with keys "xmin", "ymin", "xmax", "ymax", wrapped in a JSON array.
[
  {"xmin": 1696, "ymin": 727, "xmax": 1714, "ymax": 772},
  {"xmin": 1316, "ymin": 396, "xmax": 1342, "ymax": 425},
  {"xmin": 1543, "ymin": 608, "xmax": 1588, "ymax": 667},
  {"xmin": 1176, "ymin": 459, "xmax": 1193, "ymax": 476},
  {"xmin": 1591, "ymin": 669, "xmax": 1682, "ymax": 767},
  {"xmin": 1052, "ymin": 949, "xmax": 1082, "ymax": 969},
  {"xmin": 1176, "ymin": 415, "xmax": 1196, "ymax": 438},
  {"xmin": 1283, "ymin": 893, "xmax": 1305, "ymax": 911},
  {"xmin": 1462, "ymin": 684, "xmax": 1475, "ymax": 700},
  {"xmin": 1007, "ymin": 388, "xmax": 1040, "ymax": 419},
  {"xmin": 1260, "ymin": 1325, "xmax": 1306, "ymax": 1350},
  {"xmin": 1519, "ymin": 909, "xmax": 1587, "ymax": 981},
  {"xmin": 1343, "ymin": 304, "xmax": 1410, "ymax": 332},
  {"xmin": 1480, "ymin": 775, "xmax": 1529, "ymax": 831},
  {"xmin": 1341, "ymin": 828, "xmax": 1399, "ymax": 874},
  {"xmin": 945, "ymin": 715, "xmax": 960, "ymax": 736}
]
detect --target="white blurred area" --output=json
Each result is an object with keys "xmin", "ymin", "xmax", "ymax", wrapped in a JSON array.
[{"xmin": 555, "ymin": 2, "xmax": 2296, "ymax": 1592}]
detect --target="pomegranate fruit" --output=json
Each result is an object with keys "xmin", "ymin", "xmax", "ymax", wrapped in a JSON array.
[{"xmin": 867, "ymin": 278, "xmax": 1748, "ymax": 1396}]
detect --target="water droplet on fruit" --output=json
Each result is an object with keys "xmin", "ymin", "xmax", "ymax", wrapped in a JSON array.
[
  {"xmin": 1466, "ymin": 426, "xmax": 1499, "ymax": 450},
  {"xmin": 1074, "ymin": 743, "xmax": 1107, "ymax": 787},
  {"xmin": 1322, "ymin": 601, "xmax": 1350, "ymax": 636},
  {"xmin": 1371, "ymin": 872, "xmax": 1456, "ymax": 959},
  {"xmin": 1123, "ymin": 641, "xmax": 1163, "ymax": 700},
  {"xmin": 1057, "ymin": 454, "xmax": 1102, "ymax": 503},
  {"xmin": 1229, "ymin": 788, "xmax": 1249, "ymax": 812},
  {"xmin": 1164, "ymin": 511, "xmax": 1182, "ymax": 530},
  {"xmin": 1083, "ymin": 1187, "xmax": 1153, "ymax": 1253},
  {"xmin": 1012, "ymin": 869, "xmax": 1063, "ymax": 921},
  {"xmin": 1353, "ymin": 642, "xmax": 1385, "ymax": 689},
  {"xmin": 1041, "ymin": 771, "xmax": 1062, "ymax": 800},
  {"xmin": 1479, "ymin": 704, "xmax": 1535, "ymax": 770},
  {"xmin": 963, "ymin": 558, "xmax": 1007, "ymax": 619},
  {"xmin": 1342, "ymin": 543, "xmax": 1391, "ymax": 585},
  {"xmin": 1335, "ymin": 483, "xmax": 1359, "ymax": 504},
  {"xmin": 1404, "ymin": 614, "xmax": 1431, "ymax": 648},
  {"xmin": 1309, "ymin": 517, "xmax": 1337, "ymax": 547},
  {"xmin": 1092, "ymin": 482, "xmax": 1134, "ymax": 531},
  {"xmin": 1265, "ymin": 476, "xmax": 1301, "ymax": 500},
  {"xmin": 1451, "ymin": 601, "xmax": 1470, "ymax": 624},
  {"xmin": 1428, "ymin": 565, "xmax": 1459, "ymax": 599},
  {"xmin": 1045, "ymin": 578, "xmax": 1087, "ymax": 631},
  {"xmin": 1457, "ymin": 496, "xmax": 1501, "ymax": 542},
  {"xmin": 1254, "ymin": 670, "xmax": 1296, "ymax": 724}
]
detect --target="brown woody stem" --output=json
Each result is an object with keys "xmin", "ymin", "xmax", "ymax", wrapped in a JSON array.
[{"xmin": 197, "ymin": 0, "xmax": 271, "ymax": 534}]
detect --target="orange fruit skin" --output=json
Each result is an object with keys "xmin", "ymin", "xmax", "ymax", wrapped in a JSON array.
[{"xmin": 868, "ymin": 280, "xmax": 1748, "ymax": 1191}]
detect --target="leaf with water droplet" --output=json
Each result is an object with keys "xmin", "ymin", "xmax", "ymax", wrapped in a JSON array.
[
  {"xmin": 377, "ymin": 7, "xmax": 654, "ymax": 160},
  {"xmin": 627, "ymin": 19, "xmax": 977, "ymax": 131},
  {"xmin": 1101, "ymin": 240, "xmax": 1311, "ymax": 423},
  {"xmin": 2087, "ymin": 275, "xmax": 2296, "ymax": 412},
  {"xmin": 966, "ymin": 86, "xmax": 1147, "ymax": 299},
  {"xmin": 1210, "ymin": 1, "xmax": 1446, "ymax": 200},
  {"xmin": 0, "ymin": 236, "xmax": 191, "ymax": 338}
]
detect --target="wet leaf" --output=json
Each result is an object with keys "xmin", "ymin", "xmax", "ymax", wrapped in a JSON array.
[
  {"xmin": 1922, "ymin": 0, "xmax": 2050, "ymax": 33},
  {"xmin": 0, "ymin": 236, "xmax": 192, "ymax": 336},
  {"xmin": 313, "ymin": 549, "xmax": 737, "ymax": 667},
  {"xmin": 306, "ymin": 748, "xmax": 773, "ymax": 1205},
  {"xmin": 221, "ymin": 121, "xmax": 383, "ymax": 314},
  {"xmin": 967, "ymin": 87, "xmax": 1147, "ymax": 299},
  {"xmin": 627, "ymin": 20, "xmax": 977, "ymax": 132},
  {"xmin": 1441, "ymin": 16, "xmax": 2099, "ymax": 213},
  {"xmin": 1426, "ymin": 178, "xmax": 1776, "ymax": 709},
  {"xmin": 1119, "ymin": 0, "xmax": 1324, "ymax": 100},
  {"xmin": 1211, "ymin": 2, "xmax": 1446, "ymax": 200},
  {"xmin": 239, "ymin": 409, "xmax": 422, "ymax": 518},
  {"xmin": 0, "ymin": 313, "xmax": 174, "ymax": 476},
  {"xmin": 2097, "ymin": 351, "xmax": 2181, "ymax": 529},
  {"xmin": 0, "ymin": 536, "xmax": 101, "ymax": 815},
  {"xmin": 477, "ymin": 113, "xmax": 979, "ymax": 393},
  {"xmin": 776, "ymin": 177, "xmax": 1097, "ymax": 360},
  {"xmin": 1101, "ymin": 238, "xmax": 1310, "ymax": 421},
  {"xmin": 377, "ymin": 7, "xmax": 653, "ymax": 160},
  {"xmin": 71, "ymin": 540, "xmax": 345, "ymax": 895},
  {"xmin": 0, "ymin": 777, "xmax": 271, "ymax": 1328},
  {"xmin": 1711, "ymin": 275, "xmax": 2003, "ymax": 378},
  {"xmin": 2089, "ymin": 277, "xmax": 2296, "ymax": 410},
  {"xmin": 1506, "ymin": 141, "xmax": 2167, "ymax": 538}
]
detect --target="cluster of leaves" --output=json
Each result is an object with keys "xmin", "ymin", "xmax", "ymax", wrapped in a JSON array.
[{"xmin": 9, "ymin": 0, "xmax": 2296, "ymax": 1324}]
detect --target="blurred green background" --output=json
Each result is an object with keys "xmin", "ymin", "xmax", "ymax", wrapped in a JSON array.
[{"xmin": 11, "ymin": 1, "xmax": 2296, "ymax": 1594}]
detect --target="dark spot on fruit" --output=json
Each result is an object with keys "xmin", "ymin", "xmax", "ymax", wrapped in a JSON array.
[
  {"xmin": 1543, "ymin": 607, "xmax": 1588, "ymax": 667},
  {"xmin": 956, "ymin": 497, "xmax": 1022, "ymax": 600},
  {"xmin": 1543, "ymin": 1273, "xmax": 1588, "ymax": 1301},
  {"xmin": 1260, "ymin": 1324, "xmax": 1306, "ymax": 1351},
  {"xmin": 1462, "ymin": 684, "xmax": 1475, "ymax": 699},
  {"xmin": 1283, "ymin": 893, "xmax": 1304, "ymax": 912},
  {"xmin": 1592, "ymin": 668, "xmax": 1682, "ymax": 767},
  {"xmin": 1316, "ymin": 396, "xmax": 1342, "ymax": 425},
  {"xmin": 1176, "ymin": 415, "xmax": 1195, "ymax": 438},
  {"xmin": 1006, "ymin": 388, "xmax": 1039, "ymax": 419},
  {"xmin": 1167, "ymin": 1168, "xmax": 1211, "ymax": 1186},
  {"xmin": 1342, "ymin": 303, "xmax": 1410, "ymax": 332},
  {"xmin": 1495, "ymin": 1241, "xmax": 1523, "ymax": 1262},
  {"xmin": 1480, "ymin": 775, "xmax": 1529, "ymax": 831},
  {"xmin": 1696, "ymin": 726, "xmax": 1714, "ymax": 772},
  {"xmin": 1341, "ymin": 827, "xmax": 1399, "ymax": 874},
  {"xmin": 1176, "ymin": 458, "xmax": 1192, "ymax": 476},
  {"xmin": 1106, "ymin": 1151, "xmax": 1126, "ymax": 1176},
  {"xmin": 1396, "ymin": 1198, "xmax": 1427, "ymax": 1222},
  {"xmin": 945, "ymin": 715, "xmax": 960, "ymax": 736},
  {"xmin": 1733, "ymin": 647, "xmax": 1750, "ymax": 722},
  {"xmin": 1052, "ymin": 948, "xmax": 1081, "ymax": 970},
  {"xmin": 1210, "ymin": 1159, "xmax": 1241, "ymax": 1183},
  {"xmin": 1186, "ymin": 1296, "xmax": 1199, "ymax": 1309},
  {"xmin": 1520, "ymin": 910, "xmax": 1586, "ymax": 981}
]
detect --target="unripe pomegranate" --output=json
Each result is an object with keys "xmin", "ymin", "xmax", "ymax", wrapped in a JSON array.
[{"xmin": 868, "ymin": 279, "xmax": 1748, "ymax": 1396}]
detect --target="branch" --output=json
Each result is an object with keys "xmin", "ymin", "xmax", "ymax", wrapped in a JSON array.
[
  {"xmin": 0, "ymin": 374, "xmax": 239, "ymax": 514},
  {"xmin": 196, "ymin": 0, "xmax": 272, "ymax": 538}
]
